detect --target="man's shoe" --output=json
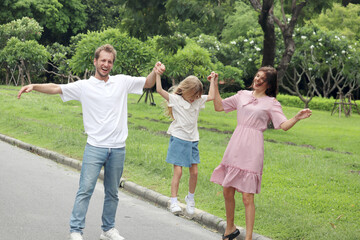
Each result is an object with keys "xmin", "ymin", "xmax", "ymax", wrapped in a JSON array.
[
  {"xmin": 169, "ymin": 202, "xmax": 182, "ymax": 215},
  {"xmin": 185, "ymin": 196, "xmax": 195, "ymax": 215},
  {"xmin": 69, "ymin": 232, "xmax": 83, "ymax": 240},
  {"xmin": 100, "ymin": 228, "xmax": 124, "ymax": 240}
]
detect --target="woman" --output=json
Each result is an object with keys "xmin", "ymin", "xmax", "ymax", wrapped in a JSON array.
[{"xmin": 210, "ymin": 67, "xmax": 312, "ymax": 240}]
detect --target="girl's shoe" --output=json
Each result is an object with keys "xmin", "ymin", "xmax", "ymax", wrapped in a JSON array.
[
  {"xmin": 169, "ymin": 202, "xmax": 182, "ymax": 215},
  {"xmin": 222, "ymin": 228, "xmax": 240, "ymax": 240},
  {"xmin": 185, "ymin": 196, "xmax": 195, "ymax": 215}
]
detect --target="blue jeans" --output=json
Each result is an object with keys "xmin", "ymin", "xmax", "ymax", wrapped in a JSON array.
[{"xmin": 70, "ymin": 143, "xmax": 125, "ymax": 234}]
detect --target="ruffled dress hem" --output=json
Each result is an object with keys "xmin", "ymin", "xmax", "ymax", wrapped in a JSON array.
[{"xmin": 210, "ymin": 164, "xmax": 262, "ymax": 194}]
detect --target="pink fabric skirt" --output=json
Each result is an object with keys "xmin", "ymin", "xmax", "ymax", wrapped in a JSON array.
[{"xmin": 210, "ymin": 163, "xmax": 262, "ymax": 194}]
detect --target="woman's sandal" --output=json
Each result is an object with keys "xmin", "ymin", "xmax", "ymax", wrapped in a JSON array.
[{"xmin": 222, "ymin": 228, "xmax": 240, "ymax": 240}]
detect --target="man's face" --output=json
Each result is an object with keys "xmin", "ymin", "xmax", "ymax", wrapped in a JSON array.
[{"xmin": 94, "ymin": 50, "xmax": 114, "ymax": 80}]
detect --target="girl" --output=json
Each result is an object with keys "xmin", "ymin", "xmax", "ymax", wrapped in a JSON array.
[
  {"xmin": 156, "ymin": 72, "xmax": 216, "ymax": 215},
  {"xmin": 210, "ymin": 67, "xmax": 312, "ymax": 240}
]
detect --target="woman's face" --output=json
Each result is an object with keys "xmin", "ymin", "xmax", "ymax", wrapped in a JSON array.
[{"xmin": 252, "ymin": 71, "xmax": 268, "ymax": 91}]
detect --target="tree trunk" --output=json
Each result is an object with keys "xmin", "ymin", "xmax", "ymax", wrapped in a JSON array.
[
  {"xmin": 273, "ymin": 0, "xmax": 308, "ymax": 85},
  {"xmin": 259, "ymin": 0, "xmax": 275, "ymax": 67},
  {"xmin": 18, "ymin": 64, "xmax": 25, "ymax": 86},
  {"xmin": 249, "ymin": 0, "xmax": 276, "ymax": 67},
  {"xmin": 5, "ymin": 67, "xmax": 10, "ymax": 85},
  {"xmin": 277, "ymin": 31, "xmax": 296, "ymax": 85},
  {"xmin": 26, "ymin": 70, "xmax": 32, "ymax": 84}
]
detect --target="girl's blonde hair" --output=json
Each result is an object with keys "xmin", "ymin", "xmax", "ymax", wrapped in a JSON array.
[{"xmin": 165, "ymin": 76, "xmax": 203, "ymax": 119}]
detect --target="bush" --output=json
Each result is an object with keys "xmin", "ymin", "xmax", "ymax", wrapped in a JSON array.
[
  {"xmin": 277, "ymin": 94, "xmax": 360, "ymax": 113},
  {"xmin": 220, "ymin": 92, "xmax": 360, "ymax": 113}
]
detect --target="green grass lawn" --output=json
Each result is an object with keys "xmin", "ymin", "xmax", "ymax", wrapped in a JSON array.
[{"xmin": 1, "ymin": 85, "xmax": 359, "ymax": 240}]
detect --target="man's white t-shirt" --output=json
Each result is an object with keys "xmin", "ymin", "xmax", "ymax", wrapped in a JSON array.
[
  {"xmin": 167, "ymin": 94, "xmax": 208, "ymax": 142},
  {"xmin": 60, "ymin": 75, "xmax": 145, "ymax": 148}
]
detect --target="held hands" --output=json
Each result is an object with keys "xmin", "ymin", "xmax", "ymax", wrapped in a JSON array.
[
  {"xmin": 153, "ymin": 61, "xmax": 165, "ymax": 76},
  {"xmin": 295, "ymin": 108, "xmax": 312, "ymax": 120},
  {"xmin": 17, "ymin": 85, "xmax": 34, "ymax": 99},
  {"xmin": 207, "ymin": 71, "xmax": 218, "ymax": 83}
]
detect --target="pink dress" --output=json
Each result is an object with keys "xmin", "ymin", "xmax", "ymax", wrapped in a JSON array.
[{"xmin": 210, "ymin": 90, "xmax": 287, "ymax": 194}]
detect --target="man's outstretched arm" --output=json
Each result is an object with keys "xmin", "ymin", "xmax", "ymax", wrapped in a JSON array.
[{"xmin": 18, "ymin": 83, "xmax": 62, "ymax": 99}]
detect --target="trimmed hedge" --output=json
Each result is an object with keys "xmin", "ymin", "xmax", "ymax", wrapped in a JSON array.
[{"xmin": 220, "ymin": 92, "xmax": 360, "ymax": 113}]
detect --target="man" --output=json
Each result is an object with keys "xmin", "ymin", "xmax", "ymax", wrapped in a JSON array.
[{"xmin": 18, "ymin": 44, "xmax": 165, "ymax": 240}]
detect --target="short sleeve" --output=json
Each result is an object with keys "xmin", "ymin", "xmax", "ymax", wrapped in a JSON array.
[
  {"xmin": 222, "ymin": 91, "xmax": 242, "ymax": 113},
  {"xmin": 125, "ymin": 75, "xmax": 146, "ymax": 94},
  {"xmin": 168, "ymin": 94, "xmax": 178, "ymax": 107},
  {"xmin": 195, "ymin": 95, "xmax": 208, "ymax": 109},
  {"xmin": 270, "ymin": 100, "xmax": 288, "ymax": 129},
  {"xmin": 60, "ymin": 80, "xmax": 84, "ymax": 102}
]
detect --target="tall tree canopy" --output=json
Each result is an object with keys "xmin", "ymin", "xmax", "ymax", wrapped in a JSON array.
[{"xmin": 0, "ymin": 0, "xmax": 87, "ymax": 44}]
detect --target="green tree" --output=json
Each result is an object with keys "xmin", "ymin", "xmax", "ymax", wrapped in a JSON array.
[
  {"xmin": 221, "ymin": 1, "xmax": 258, "ymax": 43},
  {"xmin": 312, "ymin": 3, "xmax": 360, "ymax": 41},
  {"xmin": 117, "ymin": 0, "xmax": 172, "ymax": 40},
  {"xmin": 0, "ymin": 0, "xmax": 87, "ymax": 45},
  {"xmin": 165, "ymin": 0, "xmax": 236, "ymax": 38},
  {"xmin": 1, "ymin": 37, "xmax": 49, "ymax": 85},
  {"xmin": 46, "ymin": 42, "xmax": 81, "ymax": 84},
  {"xmin": 248, "ymin": 0, "xmax": 338, "ymax": 84},
  {"xmin": 0, "ymin": 17, "xmax": 42, "ymax": 48},
  {"xmin": 0, "ymin": 17, "xmax": 44, "ymax": 85},
  {"xmin": 69, "ymin": 28, "xmax": 154, "ymax": 78},
  {"xmin": 165, "ymin": 41, "xmax": 213, "ymax": 84},
  {"xmin": 284, "ymin": 25, "xmax": 359, "ymax": 107},
  {"xmin": 81, "ymin": 0, "xmax": 125, "ymax": 32}
]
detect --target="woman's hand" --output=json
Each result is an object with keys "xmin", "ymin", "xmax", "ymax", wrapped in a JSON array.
[{"xmin": 295, "ymin": 108, "xmax": 312, "ymax": 120}]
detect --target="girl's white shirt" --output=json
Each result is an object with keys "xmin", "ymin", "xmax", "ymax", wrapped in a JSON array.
[{"xmin": 167, "ymin": 94, "xmax": 208, "ymax": 142}]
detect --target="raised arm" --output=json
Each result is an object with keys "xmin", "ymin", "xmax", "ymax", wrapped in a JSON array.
[
  {"xmin": 155, "ymin": 72, "xmax": 169, "ymax": 102},
  {"xmin": 206, "ymin": 71, "xmax": 217, "ymax": 102},
  {"xmin": 280, "ymin": 108, "xmax": 312, "ymax": 131},
  {"xmin": 144, "ymin": 61, "xmax": 165, "ymax": 89},
  {"xmin": 207, "ymin": 73, "xmax": 224, "ymax": 111},
  {"xmin": 17, "ymin": 83, "xmax": 62, "ymax": 99}
]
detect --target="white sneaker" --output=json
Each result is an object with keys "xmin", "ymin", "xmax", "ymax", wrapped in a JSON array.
[
  {"xmin": 185, "ymin": 196, "xmax": 195, "ymax": 215},
  {"xmin": 69, "ymin": 232, "xmax": 83, "ymax": 240},
  {"xmin": 169, "ymin": 202, "xmax": 182, "ymax": 215},
  {"xmin": 100, "ymin": 228, "xmax": 125, "ymax": 240}
]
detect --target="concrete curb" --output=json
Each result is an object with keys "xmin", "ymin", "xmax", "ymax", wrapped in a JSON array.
[{"xmin": 0, "ymin": 133, "xmax": 271, "ymax": 240}]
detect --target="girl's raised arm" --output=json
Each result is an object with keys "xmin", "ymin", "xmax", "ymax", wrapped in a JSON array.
[
  {"xmin": 156, "ymin": 73, "xmax": 169, "ymax": 101},
  {"xmin": 206, "ymin": 72, "xmax": 217, "ymax": 102},
  {"xmin": 207, "ymin": 72, "xmax": 224, "ymax": 111}
]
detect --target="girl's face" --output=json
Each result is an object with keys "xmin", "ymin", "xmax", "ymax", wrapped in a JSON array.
[
  {"xmin": 252, "ymin": 71, "xmax": 268, "ymax": 91},
  {"xmin": 182, "ymin": 91, "xmax": 200, "ymax": 103}
]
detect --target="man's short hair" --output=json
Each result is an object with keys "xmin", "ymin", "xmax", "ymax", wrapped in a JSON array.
[{"xmin": 94, "ymin": 44, "xmax": 117, "ymax": 62}]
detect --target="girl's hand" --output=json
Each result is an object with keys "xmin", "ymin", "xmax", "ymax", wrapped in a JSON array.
[
  {"xmin": 295, "ymin": 108, "xmax": 312, "ymax": 120},
  {"xmin": 207, "ymin": 71, "xmax": 218, "ymax": 83},
  {"xmin": 154, "ymin": 61, "xmax": 165, "ymax": 75}
]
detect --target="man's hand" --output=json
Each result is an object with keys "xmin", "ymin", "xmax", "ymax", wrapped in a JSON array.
[
  {"xmin": 154, "ymin": 61, "xmax": 165, "ymax": 75},
  {"xmin": 18, "ymin": 85, "xmax": 34, "ymax": 99},
  {"xmin": 17, "ymin": 83, "xmax": 62, "ymax": 99}
]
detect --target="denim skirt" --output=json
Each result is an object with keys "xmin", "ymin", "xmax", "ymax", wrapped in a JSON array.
[{"xmin": 166, "ymin": 136, "xmax": 200, "ymax": 167}]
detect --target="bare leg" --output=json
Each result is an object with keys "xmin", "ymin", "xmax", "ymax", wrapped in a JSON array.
[
  {"xmin": 171, "ymin": 165, "xmax": 182, "ymax": 198},
  {"xmin": 223, "ymin": 187, "xmax": 237, "ymax": 238},
  {"xmin": 242, "ymin": 193, "xmax": 255, "ymax": 240},
  {"xmin": 188, "ymin": 164, "xmax": 198, "ymax": 194}
]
